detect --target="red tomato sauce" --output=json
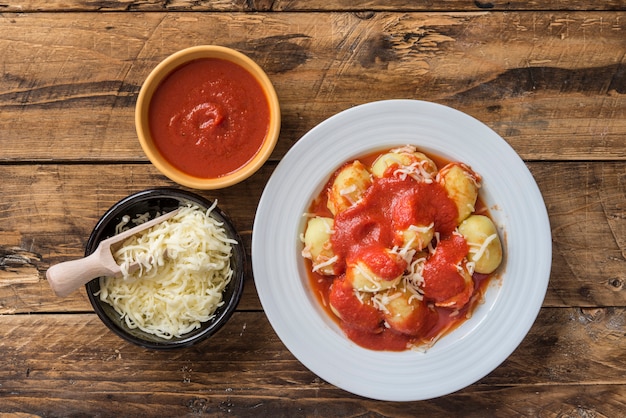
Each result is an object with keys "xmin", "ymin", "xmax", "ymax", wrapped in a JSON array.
[
  {"xmin": 309, "ymin": 266, "xmax": 492, "ymax": 351},
  {"xmin": 331, "ymin": 176, "xmax": 458, "ymax": 275},
  {"xmin": 422, "ymin": 234, "xmax": 471, "ymax": 304},
  {"xmin": 305, "ymin": 149, "xmax": 497, "ymax": 351},
  {"xmin": 149, "ymin": 58, "xmax": 270, "ymax": 179}
]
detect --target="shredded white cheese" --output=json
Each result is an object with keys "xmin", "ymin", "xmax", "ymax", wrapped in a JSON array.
[
  {"xmin": 354, "ymin": 289, "xmax": 366, "ymax": 304},
  {"xmin": 339, "ymin": 184, "xmax": 357, "ymax": 196},
  {"xmin": 468, "ymin": 233, "xmax": 498, "ymax": 263},
  {"xmin": 354, "ymin": 262, "xmax": 384, "ymax": 292},
  {"xmin": 97, "ymin": 203, "xmax": 236, "ymax": 339},
  {"xmin": 371, "ymin": 291, "xmax": 401, "ymax": 314},
  {"xmin": 393, "ymin": 161, "xmax": 435, "ymax": 183},
  {"xmin": 427, "ymin": 231, "xmax": 441, "ymax": 255},
  {"xmin": 408, "ymin": 223, "xmax": 434, "ymax": 234},
  {"xmin": 402, "ymin": 256, "xmax": 427, "ymax": 302},
  {"xmin": 466, "ymin": 261, "xmax": 476, "ymax": 276},
  {"xmin": 311, "ymin": 255, "xmax": 339, "ymax": 273}
]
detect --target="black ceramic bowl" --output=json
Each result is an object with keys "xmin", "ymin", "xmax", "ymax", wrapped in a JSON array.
[{"xmin": 85, "ymin": 188, "xmax": 245, "ymax": 349}]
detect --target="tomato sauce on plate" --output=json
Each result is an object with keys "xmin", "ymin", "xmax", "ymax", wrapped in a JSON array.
[
  {"xmin": 149, "ymin": 58, "xmax": 270, "ymax": 179},
  {"xmin": 303, "ymin": 148, "xmax": 499, "ymax": 351}
]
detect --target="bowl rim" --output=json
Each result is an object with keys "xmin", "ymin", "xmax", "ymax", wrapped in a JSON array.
[
  {"xmin": 85, "ymin": 187, "xmax": 246, "ymax": 349},
  {"xmin": 135, "ymin": 45, "xmax": 281, "ymax": 190}
]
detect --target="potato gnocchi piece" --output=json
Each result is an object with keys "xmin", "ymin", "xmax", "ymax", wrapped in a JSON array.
[
  {"xmin": 327, "ymin": 160, "xmax": 372, "ymax": 215},
  {"xmin": 302, "ymin": 217, "xmax": 337, "ymax": 275},
  {"xmin": 397, "ymin": 223, "xmax": 434, "ymax": 251},
  {"xmin": 346, "ymin": 248, "xmax": 405, "ymax": 293},
  {"xmin": 371, "ymin": 146, "xmax": 438, "ymax": 181},
  {"xmin": 437, "ymin": 163, "xmax": 481, "ymax": 224},
  {"xmin": 458, "ymin": 214, "xmax": 503, "ymax": 274},
  {"xmin": 378, "ymin": 287, "xmax": 436, "ymax": 336},
  {"xmin": 347, "ymin": 262, "xmax": 402, "ymax": 293},
  {"xmin": 329, "ymin": 277, "xmax": 382, "ymax": 333}
]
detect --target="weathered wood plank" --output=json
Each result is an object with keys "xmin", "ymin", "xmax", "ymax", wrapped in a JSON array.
[
  {"xmin": 1, "ymin": 12, "xmax": 625, "ymax": 162},
  {"xmin": 1, "ymin": 385, "xmax": 625, "ymax": 417},
  {"xmin": 2, "ymin": 0, "xmax": 626, "ymax": 12},
  {"xmin": 0, "ymin": 309, "xmax": 624, "ymax": 416},
  {"xmin": 2, "ymin": 385, "xmax": 624, "ymax": 417},
  {"xmin": 2, "ymin": 309, "xmax": 621, "ymax": 385},
  {"xmin": 528, "ymin": 163, "xmax": 626, "ymax": 308},
  {"xmin": 0, "ymin": 161, "xmax": 624, "ymax": 313}
]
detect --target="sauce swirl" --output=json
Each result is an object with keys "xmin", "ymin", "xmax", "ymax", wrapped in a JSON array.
[{"xmin": 149, "ymin": 58, "xmax": 270, "ymax": 179}]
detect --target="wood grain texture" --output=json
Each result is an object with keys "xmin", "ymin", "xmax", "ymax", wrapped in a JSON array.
[
  {"xmin": 1, "ymin": 12, "xmax": 625, "ymax": 162},
  {"xmin": 2, "ymin": 0, "xmax": 626, "ymax": 12},
  {"xmin": 0, "ymin": 310, "xmax": 624, "ymax": 416}
]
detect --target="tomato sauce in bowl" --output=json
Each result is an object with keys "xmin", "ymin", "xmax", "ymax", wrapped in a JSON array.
[
  {"xmin": 135, "ymin": 46, "xmax": 280, "ymax": 190},
  {"xmin": 149, "ymin": 58, "xmax": 270, "ymax": 179}
]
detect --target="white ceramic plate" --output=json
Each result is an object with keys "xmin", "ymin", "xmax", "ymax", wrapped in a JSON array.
[{"xmin": 252, "ymin": 100, "xmax": 551, "ymax": 401}]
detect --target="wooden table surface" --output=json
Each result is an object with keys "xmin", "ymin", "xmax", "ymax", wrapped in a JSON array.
[{"xmin": 1, "ymin": 1, "xmax": 625, "ymax": 416}]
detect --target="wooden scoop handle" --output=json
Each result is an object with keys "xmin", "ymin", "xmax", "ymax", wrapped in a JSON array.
[
  {"xmin": 47, "ymin": 208, "xmax": 180, "ymax": 298},
  {"xmin": 46, "ymin": 242, "xmax": 120, "ymax": 298}
]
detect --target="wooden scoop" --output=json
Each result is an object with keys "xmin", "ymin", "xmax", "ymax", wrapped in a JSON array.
[{"xmin": 46, "ymin": 209, "xmax": 180, "ymax": 297}]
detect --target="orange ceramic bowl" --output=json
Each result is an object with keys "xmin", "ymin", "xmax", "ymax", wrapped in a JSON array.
[{"xmin": 135, "ymin": 46, "xmax": 281, "ymax": 189}]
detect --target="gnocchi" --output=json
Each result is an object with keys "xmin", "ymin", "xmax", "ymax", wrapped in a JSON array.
[
  {"xmin": 459, "ymin": 215, "xmax": 503, "ymax": 274},
  {"xmin": 380, "ymin": 287, "xmax": 437, "ymax": 336},
  {"xmin": 396, "ymin": 223, "xmax": 434, "ymax": 252},
  {"xmin": 302, "ymin": 217, "xmax": 337, "ymax": 275},
  {"xmin": 346, "ymin": 248, "xmax": 405, "ymax": 292},
  {"xmin": 371, "ymin": 146, "xmax": 438, "ymax": 181},
  {"xmin": 302, "ymin": 146, "xmax": 504, "ymax": 351},
  {"xmin": 437, "ymin": 163, "xmax": 481, "ymax": 224},
  {"xmin": 327, "ymin": 160, "xmax": 372, "ymax": 215}
]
